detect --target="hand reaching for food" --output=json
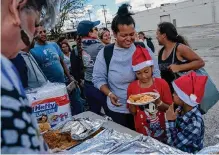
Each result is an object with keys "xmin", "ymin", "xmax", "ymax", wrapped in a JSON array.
[{"xmin": 108, "ymin": 92, "xmax": 122, "ymax": 107}]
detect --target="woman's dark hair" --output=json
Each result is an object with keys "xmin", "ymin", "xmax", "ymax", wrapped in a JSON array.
[
  {"xmin": 57, "ymin": 37, "xmax": 66, "ymax": 47},
  {"xmin": 76, "ymin": 35, "xmax": 83, "ymax": 63},
  {"xmin": 61, "ymin": 42, "xmax": 71, "ymax": 52},
  {"xmin": 76, "ymin": 35, "xmax": 86, "ymax": 78},
  {"xmin": 158, "ymin": 22, "xmax": 189, "ymax": 46},
  {"xmin": 111, "ymin": 4, "xmax": 135, "ymax": 34}
]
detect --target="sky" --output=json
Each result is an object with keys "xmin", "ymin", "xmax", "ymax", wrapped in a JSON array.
[
  {"xmin": 86, "ymin": 0, "xmax": 186, "ymax": 25},
  {"xmin": 64, "ymin": 0, "xmax": 186, "ymax": 30}
]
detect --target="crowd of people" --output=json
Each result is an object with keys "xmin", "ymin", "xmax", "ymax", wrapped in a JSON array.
[{"xmin": 1, "ymin": 1, "xmax": 210, "ymax": 154}]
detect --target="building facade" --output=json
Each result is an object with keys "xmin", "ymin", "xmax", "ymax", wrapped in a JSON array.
[{"xmin": 133, "ymin": 0, "xmax": 219, "ymax": 31}]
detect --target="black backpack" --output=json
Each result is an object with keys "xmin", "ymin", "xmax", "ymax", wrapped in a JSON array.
[{"xmin": 103, "ymin": 42, "xmax": 146, "ymax": 75}]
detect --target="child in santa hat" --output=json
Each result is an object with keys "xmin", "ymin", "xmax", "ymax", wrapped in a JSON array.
[
  {"xmin": 165, "ymin": 72, "xmax": 207, "ymax": 153},
  {"xmin": 127, "ymin": 46, "xmax": 173, "ymax": 143}
]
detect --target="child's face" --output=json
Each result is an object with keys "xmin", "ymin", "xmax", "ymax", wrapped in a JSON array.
[
  {"xmin": 136, "ymin": 66, "xmax": 153, "ymax": 83},
  {"xmin": 173, "ymin": 92, "xmax": 184, "ymax": 106}
]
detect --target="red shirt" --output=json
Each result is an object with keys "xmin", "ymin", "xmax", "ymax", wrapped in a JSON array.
[{"xmin": 127, "ymin": 78, "xmax": 172, "ymax": 142}]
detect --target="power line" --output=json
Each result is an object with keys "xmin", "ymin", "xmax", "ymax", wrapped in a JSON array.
[{"xmin": 100, "ymin": 4, "xmax": 107, "ymax": 28}]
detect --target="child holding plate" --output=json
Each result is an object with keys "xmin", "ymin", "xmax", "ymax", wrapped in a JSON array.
[{"xmin": 127, "ymin": 46, "xmax": 173, "ymax": 143}]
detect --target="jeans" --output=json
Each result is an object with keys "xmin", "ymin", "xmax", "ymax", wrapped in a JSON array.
[
  {"xmin": 84, "ymin": 81, "xmax": 109, "ymax": 115},
  {"xmin": 65, "ymin": 81, "xmax": 85, "ymax": 116}
]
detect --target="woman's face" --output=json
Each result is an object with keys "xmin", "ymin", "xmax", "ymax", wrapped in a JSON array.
[
  {"xmin": 136, "ymin": 66, "xmax": 153, "ymax": 83},
  {"xmin": 61, "ymin": 44, "xmax": 69, "ymax": 54},
  {"xmin": 156, "ymin": 29, "xmax": 165, "ymax": 45},
  {"xmin": 114, "ymin": 24, "xmax": 135, "ymax": 48},
  {"xmin": 101, "ymin": 31, "xmax": 111, "ymax": 45}
]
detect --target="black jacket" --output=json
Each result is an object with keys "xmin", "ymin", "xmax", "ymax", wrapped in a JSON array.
[
  {"xmin": 10, "ymin": 53, "xmax": 28, "ymax": 88},
  {"xmin": 146, "ymin": 37, "xmax": 155, "ymax": 53},
  {"xmin": 70, "ymin": 47, "xmax": 84, "ymax": 83}
]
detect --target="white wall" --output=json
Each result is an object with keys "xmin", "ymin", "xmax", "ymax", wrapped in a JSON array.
[
  {"xmin": 216, "ymin": 0, "xmax": 219, "ymax": 22},
  {"xmin": 133, "ymin": 0, "xmax": 219, "ymax": 31}
]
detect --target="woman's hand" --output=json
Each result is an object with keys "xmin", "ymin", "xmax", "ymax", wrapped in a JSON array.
[
  {"xmin": 168, "ymin": 64, "xmax": 182, "ymax": 73},
  {"xmin": 154, "ymin": 97, "xmax": 162, "ymax": 106},
  {"xmin": 108, "ymin": 93, "xmax": 122, "ymax": 107},
  {"xmin": 128, "ymin": 104, "xmax": 137, "ymax": 115}
]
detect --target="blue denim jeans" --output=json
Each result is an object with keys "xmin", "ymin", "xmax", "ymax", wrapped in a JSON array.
[{"xmin": 69, "ymin": 86, "xmax": 86, "ymax": 115}]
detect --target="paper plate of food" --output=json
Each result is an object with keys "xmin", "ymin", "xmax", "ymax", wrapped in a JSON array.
[{"xmin": 127, "ymin": 92, "xmax": 160, "ymax": 105}]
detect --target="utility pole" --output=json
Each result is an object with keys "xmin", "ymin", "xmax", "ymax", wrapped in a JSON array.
[
  {"xmin": 211, "ymin": 0, "xmax": 216, "ymax": 24},
  {"xmin": 100, "ymin": 4, "xmax": 107, "ymax": 28},
  {"xmin": 87, "ymin": 10, "xmax": 92, "ymax": 21}
]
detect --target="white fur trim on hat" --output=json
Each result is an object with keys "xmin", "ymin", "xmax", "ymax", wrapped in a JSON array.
[
  {"xmin": 172, "ymin": 82, "xmax": 198, "ymax": 107},
  {"xmin": 132, "ymin": 60, "xmax": 154, "ymax": 71}
]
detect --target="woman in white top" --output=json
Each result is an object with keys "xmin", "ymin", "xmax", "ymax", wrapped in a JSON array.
[{"xmin": 61, "ymin": 42, "xmax": 71, "ymax": 70}]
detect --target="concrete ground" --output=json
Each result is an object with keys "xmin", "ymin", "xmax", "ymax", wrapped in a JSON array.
[{"xmin": 147, "ymin": 23, "xmax": 219, "ymax": 147}]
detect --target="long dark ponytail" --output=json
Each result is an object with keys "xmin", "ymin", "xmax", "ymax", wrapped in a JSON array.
[
  {"xmin": 76, "ymin": 35, "xmax": 85, "ymax": 78},
  {"xmin": 76, "ymin": 36, "xmax": 83, "ymax": 61},
  {"xmin": 158, "ymin": 22, "xmax": 189, "ymax": 46}
]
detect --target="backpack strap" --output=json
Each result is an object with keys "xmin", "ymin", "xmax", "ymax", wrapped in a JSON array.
[
  {"xmin": 103, "ymin": 42, "xmax": 145, "ymax": 76},
  {"xmin": 172, "ymin": 43, "xmax": 180, "ymax": 64},
  {"xmin": 104, "ymin": 43, "xmax": 115, "ymax": 75},
  {"xmin": 134, "ymin": 42, "xmax": 146, "ymax": 48}
]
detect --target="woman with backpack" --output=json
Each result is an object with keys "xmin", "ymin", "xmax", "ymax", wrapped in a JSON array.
[
  {"xmin": 76, "ymin": 20, "xmax": 109, "ymax": 116},
  {"xmin": 157, "ymin": 22, "xmax": 205, "ymax": 93},
  {"xmin": 92, "ymin": 4, "xmax": 160, "ymax": 129}
]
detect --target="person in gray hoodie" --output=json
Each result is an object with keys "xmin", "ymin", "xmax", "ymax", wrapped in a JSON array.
[
  {"xmin": 11, "ymin": 41, "xmax": 47, "ymax": 89},
  {"xmin": 76, "ymin": 20, "xmax": 109, "ymax": 115}
]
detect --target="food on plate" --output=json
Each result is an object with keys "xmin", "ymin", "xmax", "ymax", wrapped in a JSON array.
[
  {"xmin": 43, "ymin": 130, "xmax": 79, "ymax": 150},
  {"xmin": 39, "ymin": 122, "xmax": 51, "ymax": 133},
  {"xmin": 128, "ymin": 94, "xmax": 156, "ymax": 103}
]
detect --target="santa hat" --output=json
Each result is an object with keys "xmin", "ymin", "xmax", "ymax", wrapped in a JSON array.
[
  {"xmin": 172, "ymin": 72, "xmax": 208, "ymax": 107},
  {"xmin": 132, "ymin": 46, "xmax": 154, "ymax": 71}
]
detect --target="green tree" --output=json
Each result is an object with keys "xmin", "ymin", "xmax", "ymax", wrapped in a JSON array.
[{"xmin": 49, "ymin": 0, "xmax": 87, "ymax": 39}]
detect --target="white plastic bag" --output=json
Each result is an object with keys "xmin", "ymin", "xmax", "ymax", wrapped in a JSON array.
[{"xmin": 26, "ymin": 82, "xmax": 72, "ymax": 127}]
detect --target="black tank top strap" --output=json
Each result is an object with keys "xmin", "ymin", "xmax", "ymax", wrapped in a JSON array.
[
  {"xmin": 172, "ymin": 43, "xmax": 183, "ymax": 65},
  {"xmin": 158, "ymin": 47, "xmax": 165, "ymax": 62}
]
